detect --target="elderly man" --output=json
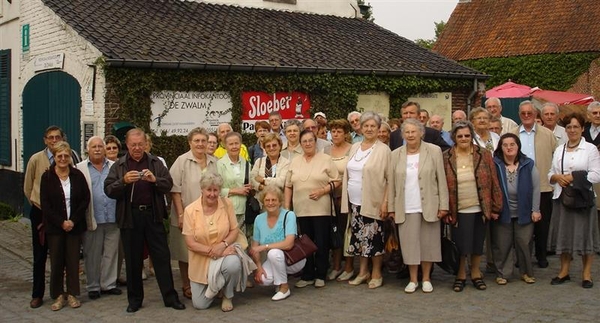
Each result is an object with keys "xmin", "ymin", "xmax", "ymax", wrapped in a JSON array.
[
  {"xmin": 302, "ymin": 118, "xmax": 332, "ymax": 154},
  {"xmin": 584, "ymin": 101, "xmax": 600, "ymax": 232},
  {"xmin": 390, "ymin": 101, "xmax": 450, "ymax": 151},
  {"xmin": 511, "ymin": 100, "xmax": 557, "ymax": 268},
  {"xmin": 77, "ymin": 137, "xmax": 121, "ymax": 300},
  {"xmin": 541, "ymin": 102, "xmax": 567, "ymax": 145},
  {"xmin": 314, "ymin": 111, "xmax": 332, "ymax": 141},
  {"xmin": 269, "ymin": 111, "xmax": 287, "ymax": 145},
  {"xmin": 419, "ymin": 109, "xmax": 430, "ymax": 126},
  {"xmin": 104, "ymin": 128, "xmax": 184, "ymax": 313},
  {"xmin": 214, "ymin": 123, "xmax": 249, "ymax": 160},
  {"xmin": 489, "ymin": 117, "xmax": 503, "ymax": 136},
  {"xmin": 485, "ymin": 97, "xmax": 518, "ymax": 134},
  {"xmin": 429, "ymin": 114, "xmax": 453, "ymax": 146},
  {"xmin": 348, "ymin": 111, "xmax": 363, "ymax": 143},
  {"xmin": 451, "ymin": 109, "xmax": 467, "ymax": 124}
]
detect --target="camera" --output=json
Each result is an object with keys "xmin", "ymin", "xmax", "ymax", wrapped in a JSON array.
[{"xmin": 138, "ymin": 171, "xmax": 146, "ymax": 178}]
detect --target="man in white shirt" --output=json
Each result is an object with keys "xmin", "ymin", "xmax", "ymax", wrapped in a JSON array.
[
  {"xmin": 485, "ymin": 97, "xmax": 518, "ymax": 134},
  {"xmin": 541, "ymin": 102, "xmax": 567, "ymax": 145}
]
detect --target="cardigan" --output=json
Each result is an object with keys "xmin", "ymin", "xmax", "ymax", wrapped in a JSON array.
[
  {"xmin": 341, "ymin": 140, "xmax": 390, "ymax": 220},
  {"xmin": 510, "ymin": 124, "xmax": 557, "ymax": 192},
  {"xmin": 443, "ymin": 145, "xmax": 503, "ymax": 222},
  {"xmin": 387, "ymin": 142, "xmax": 449, "ymax": 224},
  {"xmin": 40, "ymin": 165, "xmax": 90, "ymax": 235},
  {"xmin": 249, "ymin": 155, "xmax": 290, "ymax": 192}
]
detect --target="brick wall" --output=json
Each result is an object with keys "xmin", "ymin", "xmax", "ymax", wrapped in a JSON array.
[{"xmin": 569, "ymin": 56, "xmax": 600, "ymax": 99}]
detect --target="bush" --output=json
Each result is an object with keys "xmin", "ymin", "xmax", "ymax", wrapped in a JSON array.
[{"xmin": 0, "ymin": 202, "xmax": 16, "ymax": 221}]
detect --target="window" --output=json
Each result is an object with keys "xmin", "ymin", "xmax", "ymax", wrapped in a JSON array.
[{"xmin": 0, "ymin": 49, "xmax": 11, "ymax": 166}]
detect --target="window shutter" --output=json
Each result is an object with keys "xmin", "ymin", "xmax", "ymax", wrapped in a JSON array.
[{"xmin": 0, "ymin": 49, "xmax": 12, "ymax": 166}]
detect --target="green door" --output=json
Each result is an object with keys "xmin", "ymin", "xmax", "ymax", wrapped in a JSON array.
[{"xmin": 22, "ymin": 71, "xmax": 81, "ymax": 167}]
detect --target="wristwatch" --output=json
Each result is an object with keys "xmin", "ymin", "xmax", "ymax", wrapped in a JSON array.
[{"xmin": 223, "ymin": 240, "xmax": 229, "ymax": 247}]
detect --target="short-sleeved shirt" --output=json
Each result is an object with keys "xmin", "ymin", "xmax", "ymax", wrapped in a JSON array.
[{"xmin": 253, "ymin": 209, "xmax": 297, "ymax": 245}]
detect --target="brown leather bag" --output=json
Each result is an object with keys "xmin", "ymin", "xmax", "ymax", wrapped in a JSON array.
[{"xmin": 282, "ymin": 211, "xmax": 317, "ymax": 265}]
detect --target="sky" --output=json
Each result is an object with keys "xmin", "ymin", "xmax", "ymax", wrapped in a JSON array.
[{"xmin": 366, "ymin": 0, "xmax": 459, "ymax": 41}]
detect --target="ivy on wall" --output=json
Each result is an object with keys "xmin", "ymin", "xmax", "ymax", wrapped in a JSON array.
[
  {"xmin": 104, "ymin": 67, "xmax": 472, "ymax": 165},
  {"xmin": 462, "ymin": 53, "xmax": 600, "ymax": 91}
]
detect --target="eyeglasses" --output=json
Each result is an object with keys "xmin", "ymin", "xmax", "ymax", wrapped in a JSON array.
[
  {"xmin": 305, "ymin": 126, "xmax": 317, "ymax": 130},
  {"xmin": 520, "ymin": 111, "xmax": 534, "ymax": 117},
  {"xmin": 46, "ymin": 135, "xmax": 62, "ymax": 140},
  {"xmin": 55, "ymin": 154, "xmax": 70, "ymax": 160},
  {"xmin": 191, "ymin": 139, "xmax": 207, "ymax": 144},
  {"xmin": 474, "ymin": 117, "xmax": 489, "ymax": 121},
  {"xmin": 265, "ymin": 143, "xmax": 279, "ymax": 149},
  {"xmin": 301, "ymin": 139, "xmax": 315, "ymax": 144},
  {"xmin": 501, "ymin": 143, "xmax": 517, "ymax": 148},
  {"xmin": 456, "ymin": 134, "xmax": 471, "ymax": 139},
  {"xmin": 105, "ymin": 146, "xmax": 119, "ymax": 151}
]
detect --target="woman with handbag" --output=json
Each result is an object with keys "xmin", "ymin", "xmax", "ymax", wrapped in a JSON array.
[
  {"xmin": 443, "ymin": 121, "xmax": 503, "ymax": 292},
  {"xmin": 388, "ymin": 118, "xmax": 448, "ymax": 293},
  {"xmin": 548, "ymin": 113, "xmax": 600, "ymax": 288},
  {"xmin": 250, "ymin": 185, "xmax": 305, "ymax": 301},
  {"xmin": 217, "ymin": 132, "xmax": 252, "ymax": 235},
  {"xmin": 183, "ymin": 172, "xmax": 246, "ymax": 311},
  {"xmin": 491, "ymin": 133, "xmax": 541, "ymax": 285},
  {"xmin": 169, "ymin": 127, "xmax": 218, "ymax": 299},
  {"xmin": 285, "ymin": 129, "xmax": 340, "ymax": 288},
  {"xmin": 341, "ymin": 112, "xmax": 391, "ymax": 289},
  {"xmin": 250, "ymin": 133, "xmax": 290, "ymax": 203}
]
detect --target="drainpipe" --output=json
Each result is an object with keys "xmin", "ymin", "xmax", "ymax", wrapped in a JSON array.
[{"xmin": 466, "ymin": 78, "xmax": 479, "ymax": 115}]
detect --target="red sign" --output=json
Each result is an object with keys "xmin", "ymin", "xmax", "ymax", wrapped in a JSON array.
[{"xmin": 241, "ymin": 92, "xmax": 311, "ymax": 132}]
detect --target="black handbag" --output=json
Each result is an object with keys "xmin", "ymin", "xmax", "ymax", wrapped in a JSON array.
[
  {"xmin": 329, "ymin": 182, "xmax": 343, "ymax": 250},
  {"xmin": 282, "ymin": 211, "xmax": 318, "ymax": 265},
  {"xmin": 559, "ymin": 145, "xmax": 594, "ymax": 210},
  {"xmin": 437, "ymin": 223, "xmax": 460, "ymax": 275},
  {"xmin": 244, "ymin": 161, "xmax": 261, "ymax": 224}
]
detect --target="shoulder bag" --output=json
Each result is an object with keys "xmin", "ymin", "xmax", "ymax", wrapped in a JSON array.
[
  {"xmin": 244, "ymin": 160, "xmax": 261, "ymax": 224},
  {"xmin": 282, "ymin": 210, "xmax": 318, "ymax": 265},
  {"xmin": 559, "ymin": 145, "xmax": 593, "ymax": 209},
  {"xmin": 329, "ymin": 182, "xmax": 343, "ymax": 250}
]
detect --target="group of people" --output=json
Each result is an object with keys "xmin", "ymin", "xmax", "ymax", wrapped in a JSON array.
[{"xmin": 24, "ymin": 99, "xmax": 600, "ymax": 313}]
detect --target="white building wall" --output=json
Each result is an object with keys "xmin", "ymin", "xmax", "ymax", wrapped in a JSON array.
[
  {"xmin": 200, "ymin": 0, "xmax": 361, "ymax": 17},
  {"xmin": 0, "ymin": 0, "xmax": 22, "ymax": 171},
  {"xmin": 16, "ymin": 0, "xmax": 107, "ymax": 171}
]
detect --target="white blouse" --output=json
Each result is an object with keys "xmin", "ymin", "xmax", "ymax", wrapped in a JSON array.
[{"xmin": 549, "ymin": 140, "xmax": 600, "ymax": 199}]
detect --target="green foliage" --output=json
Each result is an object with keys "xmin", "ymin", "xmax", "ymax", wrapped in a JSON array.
[
  {"xmin": 0, "ymin": 202, "xmax": 16, "ymax": 221},
  {"xmin": 415, "ymin": 20, "xmax": 446, "ymax": 49},
  {"xmin": 462, "ymin": 53, "xmax": 600, "ymax": 91},
  {"xmin": 357, "ymin": 0, "xmax": 374, "ymax": 22},
  {"xmin": 103, "ymin": 68, "xmax": 472, "ymax": 165}
]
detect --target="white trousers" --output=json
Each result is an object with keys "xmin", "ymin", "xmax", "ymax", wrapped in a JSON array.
[
  {"xmin": 258, "ymin": 249, "xmax": 306, "ymax": 286},
  {"xmin": 83, "ymin": 223, "xmax": 120, "ymax": 291}
]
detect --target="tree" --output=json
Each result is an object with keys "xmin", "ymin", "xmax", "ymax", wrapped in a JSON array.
[
  {"xmin": 357, "ymin": 0, "xmax": 374, "ymax": 22},
  {"xmin": 415, "ymin": 20, "xmax": 446, "ymax": 49}
]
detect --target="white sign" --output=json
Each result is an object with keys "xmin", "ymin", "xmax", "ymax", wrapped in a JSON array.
[
  {"xmin": 150, "ymin": 91, "xmax": 232, "ymax": 136},
  {"xmin": 33, "ymin": 53, "xmax": 64, "ymax": 72},
  {"xmin": 408, "ymin": 92, "xmax": 453, "ymax": 131}
]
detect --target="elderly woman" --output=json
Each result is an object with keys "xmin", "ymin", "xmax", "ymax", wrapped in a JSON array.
[
  {"xmin": 388, "ymin": 119, "xmax": 448, "ymax": 293},
  {"xmin": 104, "ymin": 135, "xmax": 121, "ymax": 162},
  {"xmin": 217, "ymin": 132, "xmax": 252, "ymax": 234},
  {"xmin": 40, "ymin": 141, "xmax": 90, "ymax": 310},
  {"xmin": 491, "ymin": 134, "xmax": 541, "ymax": 285},
  {"xmin": 183, "ymin": 172, "xmax": 246, "ymax": 311},
  {"xmin": 341, "ymin": 112, "xmax": 390, "ymax": 289},
  {"xmin": 207, "ymin": 133, "xmax": 219, "ymax": 157},
  {"xmin": 169, "ymin": 127, "xmax": 218, "ymax": 299},
  {"xmin": 378, "ymin": 121, "xmax": 392, "ymax": 146},
  {"xmin": 250, "ymin": 185, "xmax": 305, "ymax": 301},
  {"xmin": 470, "ymin": 107, "xmax": 500, "ymax": 152},
  {"xmin": 443, "ymin": 121, "xmax": 503, "ymax": 292},
  {"xmin": 327, "ymin": 119, "xmax": 354, "ymax": 281},
  {"xmin": 250, "ymin": 133, "xmax": 290, "ymax": 199},
  {"xmin": 249, "ymin": 121, "xmax": 270, "ymax": 165},
  {"xmin": 548, "ymin": 113, "xmax": 600, "ymax": 289},
  {"xmin": 281, "ymin": 119, "xmax": 303, "ymax": 161},
  {"xmin": 285, "ymin": 129, "xmax": 340, "ymax": 288}
]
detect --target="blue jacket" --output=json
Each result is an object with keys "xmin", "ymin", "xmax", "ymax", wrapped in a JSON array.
[{"xmin": 494, "ymin": 156, "xmax": 536, "ymax": 224}]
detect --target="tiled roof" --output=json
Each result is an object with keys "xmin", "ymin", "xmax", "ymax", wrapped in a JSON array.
[
  {"xmin": 42, "ymin": 0, "xmax": 484, "ymax": 78},
  {"xmin": 434, "ymin": 0, "xmax": 600, "ymax": 61}
]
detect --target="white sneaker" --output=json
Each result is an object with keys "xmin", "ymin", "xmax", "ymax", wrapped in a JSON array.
[
  {"xmin": 271, "ymin": 289, "xmax": 291, "ymax": 301},
  {"xmin": 294, "ymin": 280, "xmax": 315, "ymax": 288},
  {"xmin": 404, "ymin": 282, "xmax": 419, "ymax": 293},
  {"xmin": 314, "ymin": 279, "xmax": 325, "ymax": 288},
  {"xmin": 422, "ymin": 281, "xmax": 433, "ymax": 293}
]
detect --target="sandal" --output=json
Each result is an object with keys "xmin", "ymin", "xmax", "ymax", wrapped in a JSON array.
[
  {"xmin": 67, "ymin": 294, "xmax": 81, "ymax": 308},
  {"xmin": 453, "ymin": 279, "xmax": 466, "ymax": 292},
  {"xmin": 495, "ymin": 277, "xmax": 507, "ymax": 285},
  {"xmin": 471, "ymin": 277, "xmax": 487, "ymax": 290},
  {"xmin": 221, "ymin": 297, "xmax": 233, "ymax": 312},
  {"xmin": 182, "ymin": 286, "xmax": 192, "ymax": 299},
  {"xmin": 51, "ymin": 296, "xmax": 66, "ymax": 311},
  {"xmin": 522, "ymin": 274, "xmax": 536, "ymax": 284}
]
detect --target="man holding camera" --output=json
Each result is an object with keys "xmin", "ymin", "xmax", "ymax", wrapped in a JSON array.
[{"xmin": 104, "ymin": 128, "xmax": 184, "ymax": 313}]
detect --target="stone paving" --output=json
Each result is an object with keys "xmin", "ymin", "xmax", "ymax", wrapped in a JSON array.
[{"xmin": 2, "ymin": 219, "xmax": 600, "ymax": 322}]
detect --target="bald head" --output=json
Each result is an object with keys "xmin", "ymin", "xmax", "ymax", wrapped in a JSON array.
[
  {"xmin": 218, "ymin": 123, "xmax": 233, "ymax": 143},
  {"xmin": 452, "ymin": 110, "xmax": 467, "ymax": 123},
  {"xmin": 87, "ymin": 136, "xmax": 106, "ymax": 164},
  {"xmin": 429, "ymin": 115, "xmax": 444, "ymax": 131}
]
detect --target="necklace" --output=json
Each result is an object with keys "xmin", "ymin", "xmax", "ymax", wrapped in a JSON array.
[
  {"xmin": 354, "ymin": 145, "xmax": 374, "ymax": 162},
  {"xmin": 204, "ymin": 211, "xmax": 216, "ymax": 225},
  {"xmin": 567, "ymin": 139, "xmax": 581, "ymax": 149},
  {"xmin": 506, "ymin": 164, "xmax": 518, "ymax": 183}
]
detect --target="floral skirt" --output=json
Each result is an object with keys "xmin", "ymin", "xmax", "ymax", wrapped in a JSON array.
[{"xmin": 347, "ymin": 204, "xmax": 385, "ymax": 257}]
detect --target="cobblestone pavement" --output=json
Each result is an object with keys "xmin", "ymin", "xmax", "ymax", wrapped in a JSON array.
[{"xmin": 2, "ymin": 219, "xmax": 600, "ymax": 322}]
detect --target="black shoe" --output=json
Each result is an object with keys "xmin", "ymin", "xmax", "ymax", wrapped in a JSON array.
[
  {"xmin": 538, "ymin": 259, "xmax": 549, "ymax": 268},
  {"xmin": 550, "ymin": 275, "xmax": 570, "ymax": 285},
  {"xmin": 126, "ymin": 305, "xmax": 139, "ymax": 313},
  {"xmin": 582, "ymin": 280, "xmax": 594, "ymax": 289},
  {"xmin": 166, "ymin": 299, "xmax": 186, "ymax": 310},
  {"xmin": 88, "ymin": 291, "xmax": 101, "ymax": 300},
  {"xmin": 102, "ymin": 288, "xmax": 122, "ymax": 295}
]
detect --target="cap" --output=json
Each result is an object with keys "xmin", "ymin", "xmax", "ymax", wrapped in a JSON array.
[{"xmin": 314, "ymin": 112, "xmax": 327, "ymax": 119}]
